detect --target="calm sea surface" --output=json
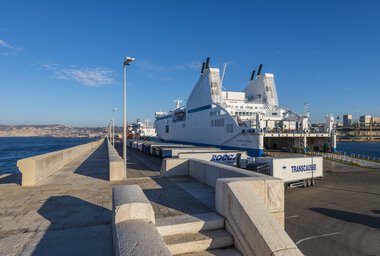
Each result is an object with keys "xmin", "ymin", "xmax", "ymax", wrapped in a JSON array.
[
  {"xmin": 337, "ymin": 141, "xmax": 380, "ymax": 159},
  {"xmin": 0, "ymin": 138, "xmax": 379, "ymax": 175},
  {"xmin": 0, "ymin": 137, "xmax": 95, "ymax": 175}
]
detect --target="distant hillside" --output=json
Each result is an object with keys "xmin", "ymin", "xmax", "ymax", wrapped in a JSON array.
[{"xmin": 0, "ymin": 125, "xmax": 106, "ymax": 138}]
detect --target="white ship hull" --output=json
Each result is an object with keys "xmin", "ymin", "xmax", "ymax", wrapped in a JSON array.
[{"xmin": 155, "ymin": 103, "xmax": 264, "ymax": 156}]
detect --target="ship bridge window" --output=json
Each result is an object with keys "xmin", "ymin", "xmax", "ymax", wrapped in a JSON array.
[
  {"xmin": 172, "ymin": 110, "xmax": 186, "ymax": 122},
  {"xmin": 272, "ymin": 112, "xmax": 278, "ymax": 116},
  {"xmin": 210, "ymin": 110, "xmax": 227, "ymax": 116}
]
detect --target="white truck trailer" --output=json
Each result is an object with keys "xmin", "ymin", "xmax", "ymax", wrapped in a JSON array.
[
  {"xmin": 251, "ymin": 156, "xmax": 323, "ymax": 188},
  {"xmin": 178, "ymin": 151, "xmax": 248, "ymax": 168}
]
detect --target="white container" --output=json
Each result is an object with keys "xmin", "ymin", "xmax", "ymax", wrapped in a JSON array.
[{"xmin": 255, "ymin": 156, "xmax": 323, "ymax": 185}]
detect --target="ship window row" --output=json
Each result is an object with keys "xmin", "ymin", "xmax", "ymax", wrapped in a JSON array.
[
  {"xmin": 210, "ymin": 110, "xmax": 226, "ymax": 116},
  {"xmin": 211, "ymin": 118, "xmax": 225, "ymax": 127},
  {"xmin": 233, "ymin": 111, "xmax": 258, "ymax": 116},
  {"xmin": 227, "ymin": 105, "xmax": 259, "ymax": 110}
]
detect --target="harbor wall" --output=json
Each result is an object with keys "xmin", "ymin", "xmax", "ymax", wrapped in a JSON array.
[{"xmin": 17, "ymin": 138, "xmax": 104, "ymax": 186}]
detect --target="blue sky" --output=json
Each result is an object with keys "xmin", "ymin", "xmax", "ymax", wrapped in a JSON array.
[{"xmin": 0, "ymin": 0, "xmax": 379, "ymax": 127}]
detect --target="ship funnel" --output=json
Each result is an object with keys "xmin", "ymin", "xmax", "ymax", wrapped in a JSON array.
[
  {"xmin": 205, "ymin": 57, "xmax": 210, "ymax": 70},
  {"xmin": 200, "ymin": 62, "xmax": 205, "ymax": 74},
  {"xmin": 257, "ymin": 64, "xmax": 263, "ymax": 77},
  {"xmin": 250, "ymin": 70, "xmax": 256, "ymax": 81}
]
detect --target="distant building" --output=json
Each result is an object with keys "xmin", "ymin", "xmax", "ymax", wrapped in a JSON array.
[
  {"xmin": 343, "ymin": 114, "xmax": 352, "ymax": 126},
  {"xmin": 372, "ymin": 116, "xmax": 380, "ymax": 124},
  {"xmin": 360, "ymin": 115, "xmax": 372, "ymax": 126}
]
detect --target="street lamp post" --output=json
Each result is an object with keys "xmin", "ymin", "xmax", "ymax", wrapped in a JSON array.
[
  {"xmin": 123, "ymin": 56, "xmax": 135, "ymax": 177},
  {"xmin": 108, "ymin": 123, "xmax": 112, "ymax": 140},
  {"xmin": 112, "ymin": 107, "xmax": 117, "ymax": 146}
]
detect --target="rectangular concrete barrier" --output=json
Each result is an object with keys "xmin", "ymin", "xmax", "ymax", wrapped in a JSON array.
[
  {"xmin": 161, "ymin": 158, "xmax": 303, "ymax": 255},
  {"xmin": 107, "ymin": 140, "xmax": 126, "ymax": 181},
  {"xmin": 216, "ymin": 179, "xmax": 302, "ymax": 256},
  {"xmin": 112, "ymin": 185, "xmax": 170, "ymax": 256},
  {"xmin": 112, "ymin": 185, "xmax": 155, "ymax": 224},
  {"xmin": 160, "ymin": 158, "xmax": 189, "ymax": 177},
  {"xmin": 17, "ymin": 138, "xmax": 104, "ymax": 186}
]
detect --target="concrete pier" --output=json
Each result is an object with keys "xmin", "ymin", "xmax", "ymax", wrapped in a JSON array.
[
  {"xmin": 0, "ymin": 141, "xmax": 235, "ymax": 255},
  {"xmin": 3, "ymin": 139, "xmax": 376, "ymax": 255}
]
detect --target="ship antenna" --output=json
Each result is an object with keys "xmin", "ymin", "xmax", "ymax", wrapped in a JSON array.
[
  {"xmin": 205, "ymin": 57, "xmax": 210, "ymax": 70},
  {"xmin": 221, "ymin": 63, "xmax": 228, "ymax": 89},
  {"xmin": 250, "ymin": 70, "xmax": 256, "ymax": 81},
  {"xmin": 200, "ymin": 62, "xmax": 205, "ymax": 74},
  {"xmin": 257, "ymin": 64, "xmax": 263, "ymax": 77}
]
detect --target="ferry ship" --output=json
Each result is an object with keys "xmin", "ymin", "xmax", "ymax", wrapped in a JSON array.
[
  {"xmin": 127, "ymin": 120, "xmax": 156, "ymax": 139},
  {"xmin": 154, "ymin": 58, "xmax": 336, "ymax": 156}
]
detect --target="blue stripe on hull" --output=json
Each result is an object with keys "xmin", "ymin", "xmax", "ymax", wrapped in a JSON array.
[
  {"xmin": 162, "ymin": 139, "xmax": 263, "ymax": 157},
  {"xmin": 187, "ymin": 104, "xmax": 212, "ymax": 113}
]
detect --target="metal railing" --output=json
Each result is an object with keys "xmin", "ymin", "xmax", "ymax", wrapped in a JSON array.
[{"xmin": 307, "ymin": 151, "xmax": 380, "ymax": 169}]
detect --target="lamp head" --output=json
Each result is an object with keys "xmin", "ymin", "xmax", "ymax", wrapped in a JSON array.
[{"xmin": 124, "ymin": 57, "xmax": 135, "ymax": 66}]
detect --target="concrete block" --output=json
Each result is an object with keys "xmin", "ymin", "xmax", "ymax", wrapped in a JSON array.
[
  {"xmin": 107, "ymin": 140, "xmax": 125, "ymax": 181},
  {"xmin": 112, "ymin": 185, "xmax": 155, "ymax": 224},
  {"xmin": 189, "ymin": 160, "xmax": 207, "ymax": 183},
  {"xmin": 266, "ymin": 179, "xmax": 284, "ymax": 212},
  {"xmin": 109, "ymin": 161, "xmax": 125, "ymax": 181},
  {"xmin": 160, "ymin": 159, "xmax": 189, "ymax": 177},
  {"xmin": 205, "ymin": 165, "xmax": 251, "ymax": 188},
  {"xmin": 164, "ymin": 229, "xmax": 234, "ymax": 255},
  {"xmin": 244, "ymin": 179, "xmax": 267, "ymax": 205},
  {"xmin": 271, "ymin": 211, "xmax": 285, "ymax": 228},
  {"xmin": 215, "ymin": 180, "xmax": 301, "ymax": 256},
  {"xmin": 156, "ymin": 212, "xmax": 224, "ymax": 236},
  {"xmin": 216, "ymin": 178, "xmax": 266, "ymax": 218},
  {"xmin": 189, "ymin": 159, "xmax": 265, "ymax": 188},
  {"xmin": 114, "ymin": 220, "xmax": 171, "ymax": 256}
]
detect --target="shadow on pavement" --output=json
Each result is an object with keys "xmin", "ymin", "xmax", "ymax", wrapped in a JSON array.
[
  {"xmin": 33, "ymin": 195, "xmax": 112, "ymax": 256},
  {"xmin": 0, "ymin": 173, "xmax": 21, "ymax": 186},
  {"xmin": 142, "ymin": 177, "xmax": 212, "ymax": 216},
  {"xmin": 311, "ymin": 207, "xmax": 380, "ymax": 229},
  {"xmin": 114, "ymin": 142, "xmax": 161, "ymax": 175},
  {"xmin": 74, "ymin": 142, "xmax": 109, "ymax": 181}
]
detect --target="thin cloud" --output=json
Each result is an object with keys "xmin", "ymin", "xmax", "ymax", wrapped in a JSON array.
[
  {"xmin": 55, "ymin": 67, "xmax": 114, "ymax": 87},
  {"xmin": 0, "ymin": 39, "xmax": 21, "ymax": 56},
  {"xmin": 136, "ymin": 60, "xmax": 202, "ymax": 72},
  {"xmin": 42, "ymin": 63, "xmax": 114, "ymax": 87},
  {"xmin": 42, "ymin": 62, "xmax": 59, "ymax": 71}
]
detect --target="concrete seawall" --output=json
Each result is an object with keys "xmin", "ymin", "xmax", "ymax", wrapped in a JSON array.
[{"xmin": 17, "ymin": 138, "xmax": 104, "ymax": 186}]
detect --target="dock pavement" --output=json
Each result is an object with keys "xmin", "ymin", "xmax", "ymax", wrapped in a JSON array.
[{"xmin": 0, "ymin": 141, "xmax": 214, "ymax": 256}]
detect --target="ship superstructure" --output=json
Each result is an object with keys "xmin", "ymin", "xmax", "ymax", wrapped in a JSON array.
[
  {"xmin": 127, "ymin": 120, "xmax": 156, "ymax": 139},
  {"xmin": 154, "ymin": 58, "xmax": 336, "ymax": 156}
]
